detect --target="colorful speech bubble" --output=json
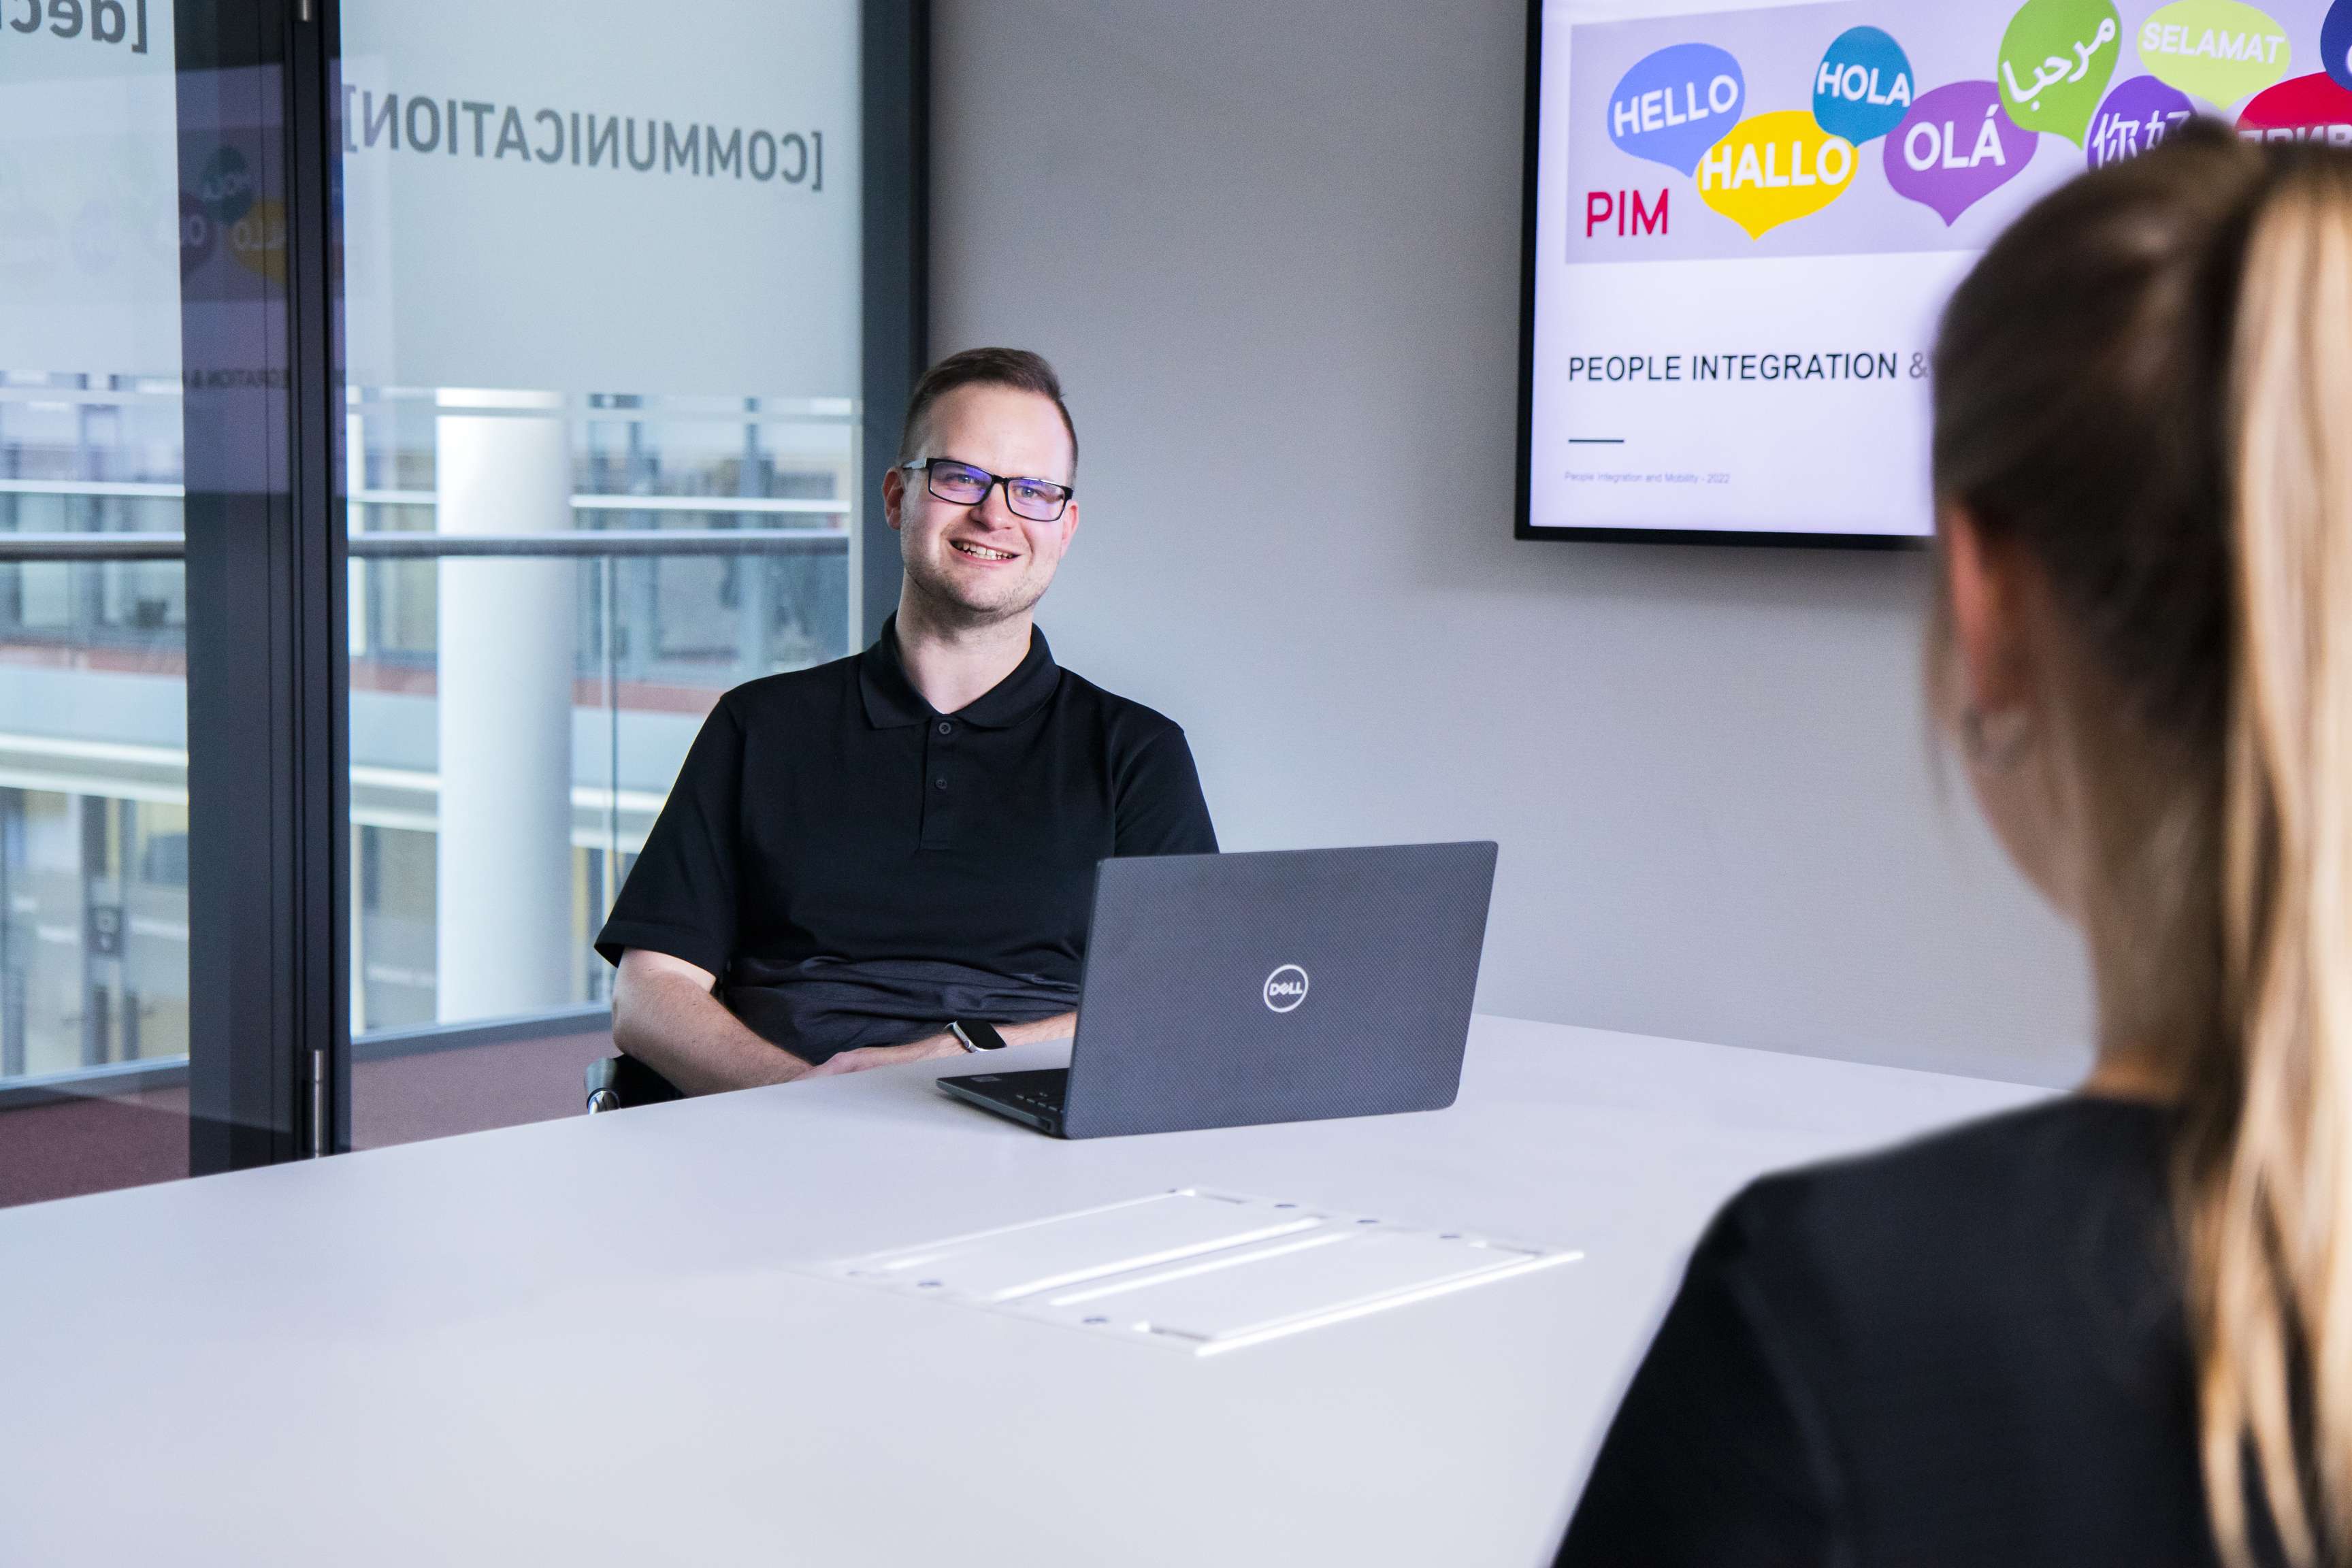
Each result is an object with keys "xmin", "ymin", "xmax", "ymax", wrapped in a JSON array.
[
  {"xmin": 1997, "ymin": 0, "xmax": 2123, "ymax": 145},
  {"xmin": 2085, "ymin": 74, "xmax": 2197, "ymax": 165},
  {"xmin": 2238, "ymin": 71, "xmax": 2352, "ymax": 142},
  {"xmin": 2320, "ymin": 0, "xmax": 2352, "ymax": 91},
  {"xmin": 2136, "ymin": 0, "xmax": 2291, "ymax": 105},
  {"xmin": 228, "ymin": 199, "xmax": 286, "ymax": 284},
  {"xmin": 1694, "ymin": 110, "xmax": 1859, "ymax": 240},
  {"xmin": 197, "ymin": 144, "xmax": 255, "ymax": 227},
  {"xmin": 1607, "ymin": 42, "xmax": 1747, "ymax": 176},
  {"xmin": 1886, "ymin": 81, "xmax": 2038, "ymax": 225},
  {"xmin": 1812, "ymin": 26, "xmax": 1916, "ymax": 144},
  {"xmin": 178, "ymin": 193, "xmax": 215, "ymax": 281}
]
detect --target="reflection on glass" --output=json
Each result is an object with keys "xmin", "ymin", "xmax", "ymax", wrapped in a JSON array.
[
  {"xmin": 331, "ymin": 0, "xmax": 864, "ymax": 1148},
  {"xmin": 344, "ymin": 394, "xmax": 856, "ymax": 1036},
  {"xmin": 0, "ymin": 0, "xmax": 190, "ymax": 1205},
  {"xmin": 1, "ymin": 373, "xmax": 191, "ymax": 1092},
  {"xmin": 0, "ymin": 384, "xmax": 191, "ymax": 1202}
]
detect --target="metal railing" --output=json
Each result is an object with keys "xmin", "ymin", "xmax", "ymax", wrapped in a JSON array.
[
  {"xmin": 0, "ymin": 528, "xmax": 847, "ymax": 562},
  {"xmin": 0, "ymin": 1004, "xmax": 618, "ymax": 1111}
]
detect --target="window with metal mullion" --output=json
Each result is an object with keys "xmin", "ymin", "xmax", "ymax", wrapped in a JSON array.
[
  {"xmin": 861, "ymin": 0, "xmax": 931, "ymax": 642},
  {"xmin": 177, "ymin": 0, "xmax": 351, "ymax": 1173}
]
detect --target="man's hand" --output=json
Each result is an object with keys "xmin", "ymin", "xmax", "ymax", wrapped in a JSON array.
[
  {"xmin": 798, "ymin": 1012, "xmax": 1079, "ymax": 1078},
  {"xmin": 802, "ymin": 1034, "xmax": 968, "ymax": 1077}
]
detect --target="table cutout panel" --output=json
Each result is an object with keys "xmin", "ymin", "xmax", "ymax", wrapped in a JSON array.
[{"xmin": 813, "ymin": 1190, "xmax": 1583, "ymax": 1356}]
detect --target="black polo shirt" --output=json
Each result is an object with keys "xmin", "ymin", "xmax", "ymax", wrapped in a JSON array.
[{"xmin": 595, "ymin": 617, "xmax": 1217, "ymax": 1062}]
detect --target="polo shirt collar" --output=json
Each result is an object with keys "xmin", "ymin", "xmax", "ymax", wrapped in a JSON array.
[{"xmin": 858, "ymin": 615, "xmax": 1061, "ymax": 730}]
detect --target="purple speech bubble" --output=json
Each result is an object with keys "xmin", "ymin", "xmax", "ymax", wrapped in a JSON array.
[
  {"xmin": 2085, "ymin": 75, "xmax": 2195, "ymax": 169},
  {"xmin": 1883, "ymin": 80, "xmax": 2038, "ymax": 226}
]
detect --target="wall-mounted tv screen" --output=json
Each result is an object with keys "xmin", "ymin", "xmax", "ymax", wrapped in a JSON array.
[{"xmin": 1518, "ymin": 0, "xmax": 2350, "ymax": 546}]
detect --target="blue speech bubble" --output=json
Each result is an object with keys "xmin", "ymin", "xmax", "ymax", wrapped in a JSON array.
[
  {"xmin": 2325, "ymin": 0, "xmax": 2352, "ymax": 91},
  {"xmin": 1607, "ymin": 43, "xmax": 1747, "ymax": 176},
  {"xmin": 1812, "ymin": 26, "xmax": 1916, "ymax": 144}
]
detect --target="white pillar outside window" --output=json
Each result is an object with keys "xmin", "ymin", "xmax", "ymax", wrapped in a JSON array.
[{"xmin": 432, "ymin": 389, "xmax": 575, "ymax": 1022}]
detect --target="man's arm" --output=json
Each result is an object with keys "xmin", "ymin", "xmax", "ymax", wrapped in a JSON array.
[
  {"xmin": 805, "ymin": 1011, "xmax": 1079, "ymax": 1077},
  {"xmin": 612, "ymin": 948, "xmax": 814, "ymax": 1094}
]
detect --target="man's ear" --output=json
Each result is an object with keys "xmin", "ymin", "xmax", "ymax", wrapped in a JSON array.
[
  {"xmin": 882, "ymin": 463, "xmax": 906, "ymax": 534},
  {"xmin": 1057, "ymin": 499, "xmax": 1080, "ymax": 551},
  {"xmin": 1942, "ymin": 503, "xmax": 2030, "ymax": 715}
]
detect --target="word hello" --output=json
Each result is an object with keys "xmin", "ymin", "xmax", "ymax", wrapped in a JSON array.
[{"xmin": 1610, "ymin": 74, "xmax": 1742, "ymax": 138}]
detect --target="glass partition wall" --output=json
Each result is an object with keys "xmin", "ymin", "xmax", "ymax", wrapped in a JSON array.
[
  {"xmin": 345, "ymin": 393, "xmax": 855, "ymax": 1037},
  {"xmin": 0, "ymin": 0, "xmax": 925, "ymax": 1201},
  {"xmin": 340, "ymin": 395, "xmax": 860, "ymax": 1147},
  {"xmin": 0, "ymin": 7, "xmax": 196, "ymax": 1204}
]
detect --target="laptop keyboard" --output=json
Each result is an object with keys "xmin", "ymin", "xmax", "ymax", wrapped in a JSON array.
[{"xmin": 964, "ymin": 1067, "xmax": 1069, "ymax": 1116}]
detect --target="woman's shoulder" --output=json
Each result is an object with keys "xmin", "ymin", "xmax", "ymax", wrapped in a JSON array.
[
  {"xmin": 1710, "ymin": 1096, "xmax": 2180, "ymax": 1373},
  {"xmin": 1730, "ymin": 1096, "xmax": 2170, "ymax": 1242}
]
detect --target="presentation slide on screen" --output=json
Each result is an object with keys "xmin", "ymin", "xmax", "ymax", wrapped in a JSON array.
[{"xmin": 1526, "ymin": 0, "xmax": 2352, "ymax": 537}]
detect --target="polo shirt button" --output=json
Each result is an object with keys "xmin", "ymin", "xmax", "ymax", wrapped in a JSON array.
[
  {"xmin": 937, "ymin": 721, "xmax": 953, "ymax": 735},
  {"xmin": 934, "ymin": 777, "xmax": 948, "ymax": 789}
]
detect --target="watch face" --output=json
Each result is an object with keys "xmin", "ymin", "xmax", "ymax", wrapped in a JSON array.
[{"xmin": 956, "ymin": 1019, "xmax": 1009, "ymax": 1051}]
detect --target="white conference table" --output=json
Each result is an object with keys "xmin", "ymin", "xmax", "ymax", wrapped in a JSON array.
[{"xmin": 0, "ymin": 1016, "xmax": 2044, "ymax": 1567}]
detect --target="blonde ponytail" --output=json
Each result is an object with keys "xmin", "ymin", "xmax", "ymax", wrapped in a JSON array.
[{"xmin": 2200, "ymin": 161, "xmax": 2352, "ymax": 1568}]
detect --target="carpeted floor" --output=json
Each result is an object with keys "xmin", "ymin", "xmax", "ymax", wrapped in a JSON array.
[
  {"xmin": 0, "ymin": 1029, "xmax": 617, "ymax": 1211},
  {"xmin": 0, "ymin": 1090, "xmax": 190, "ymax": 1209}
]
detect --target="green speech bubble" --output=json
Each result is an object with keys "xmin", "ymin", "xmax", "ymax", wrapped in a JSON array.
[
  {"xmin": 1997, "ymin": 0, "xmax": 2123, "ymax": 144},
  {"xmin": 2136, "ymin": 0, "xmax": 2291, "ymax": 106}
]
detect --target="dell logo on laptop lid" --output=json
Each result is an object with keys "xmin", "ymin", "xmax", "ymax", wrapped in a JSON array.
[{"xmin": 1262, "ymin": 964, "xmax": 1310, "ymax": 1013}]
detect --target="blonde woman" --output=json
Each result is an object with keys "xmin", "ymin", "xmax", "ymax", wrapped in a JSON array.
[{"xmin": 1557, "ymin": 123, "xmax": 2351, "ymax": 1567}]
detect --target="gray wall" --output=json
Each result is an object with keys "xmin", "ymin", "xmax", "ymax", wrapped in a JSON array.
[{"xmin": 929, "ymin": 0, "xmax": 2093, "ymax": 1085}]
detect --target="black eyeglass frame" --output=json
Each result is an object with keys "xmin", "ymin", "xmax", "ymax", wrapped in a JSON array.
[{"xmin": 898, "ymin": 457, "xmax": 1077, "ymax": 522}]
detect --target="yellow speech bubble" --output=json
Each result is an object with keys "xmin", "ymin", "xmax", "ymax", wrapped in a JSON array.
[
  {"xmin": 227, "ymin": 198, "xmax": 286, "ymax": 284},
  {"xmin": 1693, "ymin": 110, "xmax": 1859, "ymax": 239}
]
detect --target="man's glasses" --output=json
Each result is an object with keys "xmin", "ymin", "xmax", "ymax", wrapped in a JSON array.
[{"xmin": 901, "ymin": 458, "xmax": 1075, "ymax": 523}]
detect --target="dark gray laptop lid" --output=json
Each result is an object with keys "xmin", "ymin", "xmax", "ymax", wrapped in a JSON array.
[{"xmin": 1059, "ymin": 841, "xmax": 1498, "ymax": 1139}]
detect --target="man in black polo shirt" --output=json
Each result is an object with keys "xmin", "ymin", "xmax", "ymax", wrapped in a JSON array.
[{"xmin": 595, "ymin": 348, "xmax": 1216, "ymax": 1093}]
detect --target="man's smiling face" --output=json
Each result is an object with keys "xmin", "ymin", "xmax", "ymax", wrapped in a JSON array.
[{"xmin": 887, "ymin": 382, "xmax": 1080, "ymax": 627}]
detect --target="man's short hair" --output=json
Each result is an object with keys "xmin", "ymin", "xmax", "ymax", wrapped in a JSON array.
[{"xmin": 897, "ymin": 346, "xmax": 1079, "ymax": 479}]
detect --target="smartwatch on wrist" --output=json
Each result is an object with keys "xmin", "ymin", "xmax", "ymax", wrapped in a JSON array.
[{"xmin": 948, "ymin": 1019, "xmax": 1009, "ymax": 1054}]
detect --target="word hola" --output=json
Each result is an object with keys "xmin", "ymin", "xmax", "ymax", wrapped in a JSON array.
[
  {"xmin": 1584, "ymin": 189, "xmax": 1669, "ymax": 238},
  {"xmin": 1816, "ymin": 61, "xmax": 1913, "ymax": 110},
  {"xmin": 1813, "ymin": 24, "xmax": 1916, "ymax": 144}
]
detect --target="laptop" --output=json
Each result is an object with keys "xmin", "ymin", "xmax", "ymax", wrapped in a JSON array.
[{"xmin": 936, "ymin": 841, "xmax": 1498, "ymax": 1139}]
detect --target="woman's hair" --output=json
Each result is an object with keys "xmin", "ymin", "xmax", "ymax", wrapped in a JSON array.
[{"xmin": 1933, "ymin": 121, "xmax": 2352, "ymax": 1565}]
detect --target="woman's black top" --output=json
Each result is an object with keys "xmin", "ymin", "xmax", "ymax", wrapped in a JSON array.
[{"xmin": 1556, "ymin": 1098, "xmax": 2276, "ymax": 1568}]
